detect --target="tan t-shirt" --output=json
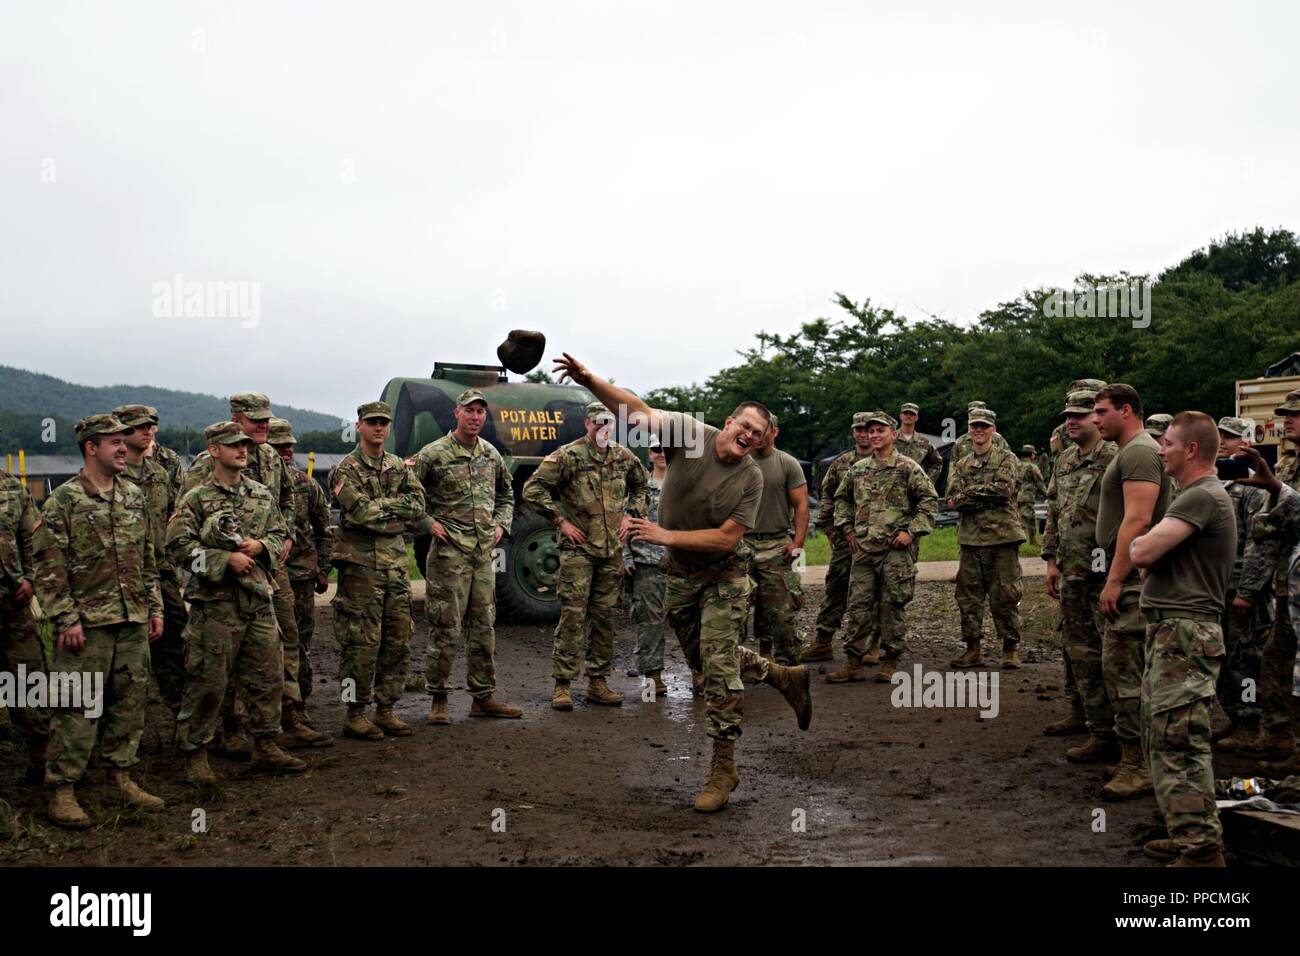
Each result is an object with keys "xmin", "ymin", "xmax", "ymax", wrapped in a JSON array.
[
  {"xmin": 751, "ymin": 448, "xmax": 806, "ymax": 534},
  {"xmin": 657, "ymin": 411, "xmax": 763, "ymax": 569},
  {"xmin": 1139, "ymin": 475, "xmax": 1236, "ymax": 617},
  {"xmin": 1095, "ymin": 430, "xmax": 1170, "ymax": 554}
]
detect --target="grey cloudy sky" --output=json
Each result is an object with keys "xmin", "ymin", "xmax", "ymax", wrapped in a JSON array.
[{"xmin": 3, "ymin": 1, "xmax": 1297, "ymax": 420}]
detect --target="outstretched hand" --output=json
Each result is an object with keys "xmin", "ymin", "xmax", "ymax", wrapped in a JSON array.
[
  {"xmin": 552, "ymin": 353, "xmax": 594, "ymax": 388},
  {"xmin": 1232, "ymin": 446, "xmax": 1281, "ymax": 495}
]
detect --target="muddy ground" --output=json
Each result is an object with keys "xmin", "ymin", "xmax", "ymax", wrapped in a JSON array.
[{"xmin": 0, "ymin": 576, "xmax": 1268, "ymax": 866}]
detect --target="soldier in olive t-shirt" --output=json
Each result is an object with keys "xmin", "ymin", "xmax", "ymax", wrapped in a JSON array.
[
  {"xmin": 1096, "ymin": 430, "xmax": 1171, "ymax": 551},
  {"xmin": 746, "ymin": 442, "xmax": 807, "ymax": 663},
  {"xmin": 1140, "ymin": 476, "xmax": 1236, "ymax": 618}
]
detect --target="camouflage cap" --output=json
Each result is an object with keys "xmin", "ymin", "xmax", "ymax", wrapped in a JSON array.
[
  {"xmin": 1068, "ymin": 378, "xmax": 1107, "ymax": 393},
  {"xmin": 851, "ymin": 411, "xmax": 872, "ymax": 428},
  {"xmin": 1216, "ymin": 416, "xmax": 1252, "ymax": 441},
  {"xmin": 1062, "ymin": 389, "xmax": 1098, "ymax": 414},
  {"xmin": 1274, "ymin": 389, "xmax": 1300, "ymax": 415},
  {"xmin": 968, "ymin": 407, "xmax": 997, "ymax": 425},
  {"xmin": 204, "ymin": 420, "xmax": 252, "ymax": 446},
  {"xmin": 1021, "ymin": 444, "xmax": 1037, "ymax": 455},
  {"xmin": 357, "ymin": 401, "xmax": 393, "ymax": 421},
  {"xmin": 111, "ymin": 404, "xmax": 159, "ymax": 427},
  {"xmin": 586, "ymin": 401, "xmax": 615, "ymax": 422},
  {"xmin": 1145, "ymin": 413, "xmax": 1173, "ymax": 437},
  {"xmin": 967, "ymin": 400, "xmax": 988, "ymax": 410},
  {"xmin": 457, "ymin": 388, "xmax": 488, "ymax": 407},
  {"xmin": 900, "ymin": 402, "xmax": 920, "ymax": 415},
  {"xmin": 230, "ymin": 392, "xmax": 273, "ymax": 420},
  {"xmin": 858, "ymin": 410, "xmax": 896, "ymax": 428},
  {"xmin": 75, "ymin": 414, "xmax": 132, "ymax": 442},
  {"xmin": 268, "ymin": 417, "xmax": 296, "ymax": 445}
]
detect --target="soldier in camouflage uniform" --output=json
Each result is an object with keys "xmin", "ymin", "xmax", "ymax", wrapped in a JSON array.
[
  {"xmin": 1047, "ymin": 380, "xmax": 1109, "ymax": 482},
  {"xmin": 131, "ymin": 404, "xmax": 186, "ymax": 495},
  {"xmin": 268, "ymin": 419, "xmax": 334, "ymax": 746},
  {"xmin": 623, "ymin": 438, "xmax": 668, "ymax": 695},
  {"xmin": 35, "ymin": 415, "xmax": 165, "ymax": 828},
  {"xmin": 185, "ymin": 393, "xmax": 306, "ymax": 753},
  {"xmin": 331, "ymin": 401, "xmax": 435, "ymax": 740},
  {"xmin": 114, "ymin": 405, "xmax": 187, "ymax": 717},
  {"xmin": 169, "ymin": 421, "xmax": 306, "ymax": 781},
  {"xmin": 1041, "ymin": 390, "xmax": 1119, "ymax": 758},
  {"xmin": 945, "ymin": 407, "xmax": 1025, "ymax": 669},
  {"xmin": 947, "ymin": 402, "xmax": 1012, "ymax": 490},
  {"xmin": 1016, "ymin": 445, "xmax": 1047, "ymax": 545},
  {"xmin": 411, "ymin": 388, "xmax": 521, "ymax": 724},
  {"xmin": 523, "ymin": 401, "xmax": 649, "ymax": 710},
  {"xmin": 0, "ymin": 441, "xmax": 49, "ymax": 785},
  {"xmin": 802, "ymin": 411, "xmax": 871, "ymax": 664},
  {"xmin": 1145, "ymin": 414, "xmax": 1182, "ymax": 499},
  {"xmin": 829, "ymin": 411, "xmax": 937, "ymax": 683},
  {"xmin": 895, "ymin": 402, "xmax": 944, "ymax": 487}
]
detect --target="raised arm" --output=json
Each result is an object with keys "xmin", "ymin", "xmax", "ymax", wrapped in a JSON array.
[{"xmin": 552, "ymin": 353, "xmax": 663, "ymax": 437}]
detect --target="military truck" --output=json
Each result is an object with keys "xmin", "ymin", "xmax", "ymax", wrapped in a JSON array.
[
  {"xmin": 380, "ymin": 360, "xmax": 595, "ymax": 624},
  {"xmin": 1235, "ymin": 351, "xmax": 1300, "ymax": 465}
]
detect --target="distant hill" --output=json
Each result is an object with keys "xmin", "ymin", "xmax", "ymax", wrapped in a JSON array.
[{"xmin": 0, "ymin": 366, "xmax": 344, "ymax": 433}]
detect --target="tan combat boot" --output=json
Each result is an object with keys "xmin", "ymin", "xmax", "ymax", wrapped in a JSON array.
[
  {"xmin": 949, "ymin": 642, "xmax": 982, "ymax": 669},
  {"xmin": 343, "ymin": 704, "xmax": 385, "ymax": 741},
  {"xmin": 1000, "ymin": 645, "xmax": 1021, "ymax": 670},
  {"xmin": 552, "ymin": 680, "xmax": 574, "ymax": 711},
  {"xmin": 373, "ymin": 704, "xmax": 414, "ymax": 736},
  {"xmin": 186, "ymin": 749, "xmax": 218, "ymax": 786},
  {"xmin": 1142, "ymin": 838, "xmax": 1179, "ymax": 862},
  {"xmin": 427, "ymin": 693, "xmax": 451, "ymax": 725},
  {"xmin": 1101, "ymin": 743, "xmax": 1154, "ymax": 801},
  {"xmin": 1043, "ymin": 701, "xmax": 1088, "ymax": 736},
  {"xmin": 1214, "ymin": 720, "xmax": 1257, "ymax": 750},
  {"xmin": 1066, "ymin": 735, "xmax": 1121, "ymax": 764},
  {"xmin": 690, "ymin": 671, "xmax": 705, "ymax": 696},
  {"xmin": 874, "ymin": 655, "xmax": 900, "ymax": 683},
  {"xmin": 1169, "ymin": 845, "xmax": 1226, "ymax": 867},
  {"xmin": 251, "ymin": 736, "xmax": 308, "ymax": 773},
  {"xmin": 217, "ymin": 724, "xmax": 253, "ymax": 761},
  {"xmin": 693, "ymin": 739, "xmax": 739, "ymax": 813},
  {"xmin": 1230, "ymin": 723, "xmax": 1293, "ymax": 759},
  {"xmin": 24, "ymin": 733, "xmax": 47, "ymax": 785},
  {"xmin": 646, "ymin": 671, "xmax": 668, "ymax": 697},
  {"xmin": 586, "ymin": 676, "xmax": 624, "ymax": 706},
  {"xmin": 764, "ymin": 662, "xmax": 813, "ymax": 730},
  {"xmin": 799, "ymin": 637, "xmax": 834, "ymax": 663},
  {"xmin": 826, "ymin": 655, "xmax": 867, "ymax": 683},
  {"xmin": 860, "ymin": 643, "xmax": 881, "ymax": 666},
  {"xmin": 470, "ymin": 696, "xmax": 523, "ymax": 718},
  {"xmin": 48, "ymin": 784, "xmax": 91, "ymax": 830},
  {"xmin": 113, "ymin": 769, "xmax": 165, "ymax": 811},
  {"xmin": 282, "ymin": 703, "xmax": 333, "ymax": 748}
]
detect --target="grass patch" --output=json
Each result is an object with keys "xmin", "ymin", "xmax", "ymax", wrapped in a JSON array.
[{"xmin": 801, "ymin": 527, "xmax": 1041, "ymax": 565}]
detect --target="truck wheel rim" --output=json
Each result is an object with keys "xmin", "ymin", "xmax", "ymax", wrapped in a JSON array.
[{"xmin": 513, "ymin": 526, "xmax": 560, "ymax": 602}]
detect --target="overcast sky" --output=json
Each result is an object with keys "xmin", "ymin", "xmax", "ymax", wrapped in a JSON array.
[{"xmin": 3, "ymin": 1, "xmax": 1297, "ymax": 419}]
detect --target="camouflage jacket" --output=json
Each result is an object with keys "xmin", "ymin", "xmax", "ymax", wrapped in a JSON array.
[
  {"xmin": 286, "ymin": 468, "xmax": 334, "ymax": 581},
  {"xmin": 411, "ymin": 434, "xmax": 514, "ymax": 555},
  {"xmin": 0, "ymin": 474, "xmax": 38, "ymax": 601},
  {"xmin": 1016, "ymin": 461, "xmax": 1047, "ymax": 506},
  {"xmin": 623, "ymin": 476, "xmax": 664, "ymax": 566},
  {"xmin": 895, "ymin": 431, "xmax": 944, "ymax": 486},
  {"xmin": 815, "ymin": 448, "xmax": 868, "ymax": 534},
  {"xmin": 167, "ymin": 472, "xmax": 287, "ymax": 609},
  {"xmin": 187, "ymin": 440, "xmax": 295, "ymax": 534},
  {"xmin": 34, "ymin": 471, "xmax": 162, "ymax": 631},
  {"xmin": 148, "ymin": 442, "xmax": 184, "ymax": 504},
  {"xmin": 1224, "ymin": 481, "xmax": 1273, "ymax": 599},
  {"xmin": 522, "ymin": 437, "xmax": 649, "ymax": 560},
  {"xmin": 1250, "ymin": 454, "xmax": 1300, "ymax": 586},
  {"xmin": 950, "ymin": 431, "xmax": 1011, "ymax": 465},
  {"xmin": 121, "ymin": 456, "xmax": 176, "ymax": 575},
  {"xmin": 946, "ymin": 445, "xmax": 1025, "ymax": 547},
  {"xmin": 833, "ymin": 449, "xmax": 937, "ymax": 553},
  {"xmin": 1041, "ymin": 438, "xmax": 1116, "ymax": 575},
  {"xmin": 331, "ymin": 446, "xmax": 433, "ymax": 570}
]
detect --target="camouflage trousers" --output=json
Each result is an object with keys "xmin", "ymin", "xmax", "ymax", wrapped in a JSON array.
[
  {"xmin": 0, "ymin": 598, "xmax": 49, "ymax": 740},
  {"xmin": 149, "ymin": 571, "xmax": 188, "ymax": 714},
  {"xmin": 46, "ymin": 622, "xmax": 149, "ymax": 785},
  {"xmin": 955, "ymin": 543, "xmax": 1022, "ymax": 648},
  {"xmin": 746, "ymin": 535, "xmax": 803, "ymax": 665},
  {"xmin": 1018, "ymin": 504, "xmax": 1038, "ymax": 545},
  {"xmin": 274, "ymin": 566, "xmax": 301, "ymax": 705},
  {"xmin": 1259, "ymin": 579, "xmax": 1298, "ymax": 735},
  {"xmin": 663, "ymin": 561, "xmax": 770, "ymax": 741},
  {"xmin": 1216, "ymin": 589, "xmax": 1269, "ymax": 725},
  {"xmin": 1142, "ymin": 616, "xmax": 1224, "ymax": 854},
  {"xmin": 814, "ymin": 538, "xmax": 852, "ymax": 642},
  {"xmin": 1061, "ymin": 572, "xmax": 1114, "ymax": 738},
  {"xmin": 333, "ymin": 563, "xmax": 412, "ymax": 708},
  {"xmin": 178, "ymin": 599, "xmax": 283, "ymax": 751},
  {"xmin": 552, "ymin": 549, "xmax": 622, "ymax": 682},
  {"xmin": 842, "ymin": 546, "xmax": 917, "ymax": 661},
  {"xmin": 425, "ymin": 539, "xmax": 498, "ymax": 699},
  {"xmin": 291, "ymin": 578, "xmax": 318, "ymax": 702},
  {"xmin": 629, "ymin": 563, "xmax": 667, "ymax": 674},
  {"xmin": 1102, "ymin": 575, "xmax": 1146, "ymax": 746}
]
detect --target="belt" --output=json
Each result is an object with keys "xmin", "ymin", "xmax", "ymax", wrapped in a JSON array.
[
  {"xmin": 745, "ymin": 531, "xmax": 791, "ymax": 540},
  {"xmin": 1143, "ymin": 608, "xmax": 1220, "ymax": 624}
]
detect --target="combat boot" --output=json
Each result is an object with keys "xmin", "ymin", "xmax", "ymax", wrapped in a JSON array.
[
  {"xmin": 113, "ymin": 770, "xmax": 165, "ymax": 811},
  {"xmin": 874, "ymin": 655, "xmax": 899, "ymax": 683},
  {"xmin": 373, "ymin": 704, "xmax": 414, "ymax": 736},
  {"xmin": 1142, "ymin": 838, "xmax": 1179, "ymax": 862},
  {"xmin": 1101, "ymin": 744, "xmax": 1154, "ymax": 801},
  {"xmin": 297, "ymin": 700, "xmax": 321, "ymax": 729},
  {"xmin": 185, "ymin": 749, "xmax": 218, "ymax": 786},
  {"xmin": 799, "ymin": 637, "xmax": 834, "ymax": 663},
  {"xmin": 1258, "ymin": 746, "xmax": 1300, "ymax": 776},
  {"xmin": 1229, "ymin": 723, "xmax": 1293, "ymax": 759},
  {"xmin": 48, "ymin": 784, "xmax": 91, "ymax": 830},
  {"xmin": 216, "ymin": 724, "xmax": 253, "ymax": 761},
  {"xmin": 24, "ymin": 733, "xmax": 47, "ymax": 785},
  {"xmin": 282, "ymin": 703, "xmax": 333, "ymax": 748},
  {"xmin": 764, "ymin": 662, "xmax": 813, "ymax": 730},
  {"xmin": 860, "ymin": 643, "xmax": 881, "ymax": 666},
  {"xmin": 587, "ymin": 676, "xmax": 624, "ymax": 706},
  {"xmin": 949, "ymin": 642, "xmax": 982, "ymax": 669},
  {"xmin": 1043, "ymin": 702, "xmax": 1087, "ymax": 736},
  {"xmin": 826, "ymin": 655, "xmax": 867, "ymax": 683},
  {"xmin": 343, "ymin": 704, "xmax": 385, "ymax": 741},
  {"xmin": 251, "ymin": 736, "xmax": 307, "ymax": 773},
  {"xmin": 1067, "ymin": 735, "xmax": 1121, "ymax": 764},
  {"xmin": 1169, "ymin": 846, "xmax": 1226, "ymax": 867},
  {"xmin": 1000, "ymin": 644, "xmax": 1021, "ymax": 670},
  {"xmin": 645, "ymin": 671, "xmax": 668, "ymax": 697},
  {"xmin": 693, "ymin": 739, "xmax": 739, "ymax": 813},
  {"xmin": 552, "ymin": 680, "xmax": 574, "ymax": 710},
  {"xmin": 470, "ymin": 696, "xmax": 523, "ymax": 719},
  {"xmin": 1214, "ymin": 719, "xmax": 1257, "ymax": 750},
  {"xmin": 690, "ymin": 671, "xmax": 705, "ymax": 696},
  {"xmin": 427, "ymin": 693, "xmax": 451, "ymax": 725}
]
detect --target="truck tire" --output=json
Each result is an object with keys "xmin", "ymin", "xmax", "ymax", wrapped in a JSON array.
[{"xmin": 495, "ymin": 508, "xmax": 562, "ymax": 624}]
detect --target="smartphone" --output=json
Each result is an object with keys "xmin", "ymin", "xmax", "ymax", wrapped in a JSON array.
[{"xmin": 1216, "ymin": 457, "xmax": 1251, "ymax": 481}]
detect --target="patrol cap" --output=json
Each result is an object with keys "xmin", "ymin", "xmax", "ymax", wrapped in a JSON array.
[
  {"xmin": 968, "ymin": 407, "xmax": 997, "ymax": 425},
  {"xmin": 1145, "ymin": 413, "xmax": 1173, "ymax": 437},
  {"xmin": 1062, "ymin": 389, "xmax": 1098, "ymax": 414},
  {"xmin": 75, "ymin": 414, "xmax": 132, "ymax": 442},
  {"xmin": 967, "ymin": 400, "xmax": 988, "ymax": 411},
  {"xmin": 851, "ymin": 411, "xmax": 872, "ymax": 428},
  {"xmin": 861, "ymin": 410, "xmax": 897, "ymax": 428},
  {"xmin": 1274, "ymin": 389, "xmax": 1300, "ymax": 415},
  {"xmin": 900, "ymin": 403, "xmax": 920, "ymax": 415},
  {"xmin": 230, "ymin": 393, "xmax": 273, "ymax": 420},
  {"xmin": 112, "ymin": 404, "xmax": 159, "ymax": 427},
  {"xmin": 457, "ymin": 388, "xmax": 488, "ymax": 407},
  {"xmin": 586, "ymin": 401, "xmax": 615, "ymax": 422},
  {"xmin": 204, "ymin": 421, "xmax": 253, "ymax": 446},
  {"xmin": 1216, "ymin": 416, "xmax": 1252, "ymax": 441},
  {"xmin": 1021, "ymin": 444, "xmax": 1037, "ymax": 455},
  {"xmin": 357, "ymin": 401, "xmax": 393, "ymax": 421},
  {"xmin": 268, "ymin": 417, "xmax": 297, "ymax": 445},
  {"xmin": 1068, "ymin": 378, "xmax": 1107, "ymax": 393}
]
